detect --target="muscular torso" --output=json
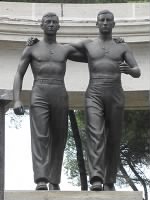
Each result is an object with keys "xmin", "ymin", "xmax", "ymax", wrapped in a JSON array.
[
  {"xmin": 30, "ymin": 41, "xmax": 70, "ymax": 80},
  {"xmin": 85, "ymin": 39, "xmax": 126, "ymax": 80}
]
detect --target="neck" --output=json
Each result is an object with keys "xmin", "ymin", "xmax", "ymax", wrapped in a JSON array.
[
  {"xmin": 44, "ymin": 34, "xmax": 57, "ymax": 44},
  {"xmin": 99, "ymin": 33, "xmax": 112, "ymax": 41}
]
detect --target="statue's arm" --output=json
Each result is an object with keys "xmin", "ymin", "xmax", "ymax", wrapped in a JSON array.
[
  {"xmin": 26, "ymin": 37, "xmax": 88, "ymax": 62},
  {"xmin": 68, "ymin": 46, "xmax": 88, "ymax": 63},
  {"xmin": 13, "ymin": 47, "xmax": 32, "ymax": 115},
  {"xmin": 120, "ymin": 44, "xmax": 141, "ymax": 78},
  {"xmin": 67, "ymin": 40, "xmax": 91, "ymax": 63}
]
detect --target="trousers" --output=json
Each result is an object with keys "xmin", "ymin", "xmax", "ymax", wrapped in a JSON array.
[
  {"xmin": 85, "ymin": 77, "xmax": 125, "ymax": 184},
  {"xmin": 30, "ymin": 78, "xmax": 68, "ymax": 184}
]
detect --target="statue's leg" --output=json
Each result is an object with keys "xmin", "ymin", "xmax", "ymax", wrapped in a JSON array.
[
  {"xmin": 30, "ymin": 84, "xmax": 50, "ymax": 185},
  {"xmin": 48, "ymin": 85, "xmax": 68, "ymax": 187},
  {"xmin": 104, "ymin": 86, "xmax": 125, "ymax": 190},
  {"xmin": 85, "ymin": 86, "xmax": 105, "ymax": 190}
]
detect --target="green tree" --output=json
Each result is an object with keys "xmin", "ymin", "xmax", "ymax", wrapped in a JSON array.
[
  {"xmin": 119, "ymin": 110, "xmax": 150, "ymax": 200},
  {"xmin": 64, "ymin": 110, "xmax": 150, "ymax": 199}
]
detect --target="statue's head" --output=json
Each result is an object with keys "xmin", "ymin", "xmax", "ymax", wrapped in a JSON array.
[
  {"xmin": 41, "ymin": 12, "xmax": 60, "ymax": 34},
  {"xmin": 97, "ymin": 10, "xmax": 114, "ymax": 21},
  {"xmin": 96, "ymin": 10, "xmax": 115, "ymax": 33}
]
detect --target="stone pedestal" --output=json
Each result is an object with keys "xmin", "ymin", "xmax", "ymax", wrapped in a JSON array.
[{"xmin": 5, "ymin": 191, "xmax": 142, "ymax": 200}]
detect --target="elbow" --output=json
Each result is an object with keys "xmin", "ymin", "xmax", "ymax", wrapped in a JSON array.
[
  {"xmin": 132, "ymin": 67, "xmax": 141, "ymax": 78},
  {"xmin": 135, "ymin": 68, "xmax": 141, "ymax": 78}
]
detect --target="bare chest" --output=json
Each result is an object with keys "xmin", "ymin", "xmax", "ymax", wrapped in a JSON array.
[
  {"xmin": 32, "ymin": 44, "xmax": 67, "ymax": 63},
  {"xmin": 86, "ymin": 41, "xmax": 124, "ymax": 62}
]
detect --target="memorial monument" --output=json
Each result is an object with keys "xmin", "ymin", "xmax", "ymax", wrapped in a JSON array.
[{"xmin": 13, "ymin": 10, "xmax": 141, "ymax": 192}]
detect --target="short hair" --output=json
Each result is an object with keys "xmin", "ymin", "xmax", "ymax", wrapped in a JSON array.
[
  {"xmin": 97, "ymin": 10, "xmax": 114, "ymax": 20},
  {"xmin": 41, "ymin": 12, "xmax": 59, "ymax": 24}
]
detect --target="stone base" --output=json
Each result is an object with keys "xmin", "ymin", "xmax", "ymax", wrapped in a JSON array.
[{"xmin": 5, "ymin": 191, "xmax": 142, "ymax": 200}]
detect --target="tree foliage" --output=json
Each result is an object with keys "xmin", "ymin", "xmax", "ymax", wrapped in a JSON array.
[
  {"xmin": 6, "ymin": 109, "xmax": 29, "ymax": 129},
  {"xmin": 122, "ymin": 110, "xmax": 150, "ymax": 166},
  {"xmin": 64, "ymin": 110, "xmax": 150, "ymax": 199},
  {"xmin": 119, "ymin": 110, "xmax": 150, "ymax": 200}
]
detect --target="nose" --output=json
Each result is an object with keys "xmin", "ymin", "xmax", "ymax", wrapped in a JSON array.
[
  {"xmin": 49, "ymin": 21, "xmax": 54, "ymax": 26},
  {"xmin": 103, "ymin": 19, "xmax": 108, "ymax": 25},
  {"xmin": 103, "ymin": 19, "xmax": 107, "ymax": 25}
]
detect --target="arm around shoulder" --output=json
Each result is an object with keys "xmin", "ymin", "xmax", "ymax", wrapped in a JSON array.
[
  {"xmin": 70, "ymin": 39, "xmax": 91, "ymax": 52},
  {"xmin": 68, "ymin": 39, "xmax": 91, "ymax": 63}
]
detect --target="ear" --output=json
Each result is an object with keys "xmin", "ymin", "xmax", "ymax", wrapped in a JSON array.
[
  {"xmin": 96, "ymin": 21, "xmax": 98, "ymax": 28},
  {"xmin": 57, "ymin": 24, "xmax": 60, "ymax": 30},
  {"xmin": 40, "ymin": 23, "xmax": 44, "ymax": 30},
  {"xmin": 112, "ymin": 21, "xmax": 115, "ymax": 28}
]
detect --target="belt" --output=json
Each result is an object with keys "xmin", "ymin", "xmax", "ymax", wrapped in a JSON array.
[
  {"xmin": 89, "ymin": 76, "xmax": 121, "ymax": 85},
  {"xmin": 34, "ymin": 78, "xmax": 64, "ymax": 85}
]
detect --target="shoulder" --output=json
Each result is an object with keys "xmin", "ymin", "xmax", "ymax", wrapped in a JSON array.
[
  {"xmin": 82, "ymin": 39, "xmax": 93, "ymax": 46},
  {"xmin": 59, "ymin": 43, "xmax": 68, "ymax": 48},
  {"xmin": 118, "ymin": 42, "xmax": 131, "ymax": 52},
  {"xmin": 62, "ymin": 43, "xmax": 77, "ymax": 54},
  {"xmin": 76, "ymin": 39, "xmax": 93, "ymax": 50},
  {"xmin": 57, "ymin": 43, "xmax": 71, "ymax": 52},
  {"xmin": 113, "ymin": 38, "xmax": 130, "ymax": 51},
  {"xmin": 75, "ymin": 39, "xmax": 93, "ymax": 47},
  {"xmin": 22, "ymin": 40, "xmax": 42, "ymax": 57},
  {"xmin": 21, "ymin": 45, "xmax": 33, "ymax": 57},
  {"xmin": 113, "ymin": 37, "xmax": 125, "ymax": 44}
]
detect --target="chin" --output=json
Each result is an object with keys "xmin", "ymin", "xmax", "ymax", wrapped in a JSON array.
[
  {"xmin": 47, "ymin": 31, "xmax": 56, "ymax": 35},
  {"xmin": 102, "ymin": 29, "xmax": 109, "ymax": 33}
]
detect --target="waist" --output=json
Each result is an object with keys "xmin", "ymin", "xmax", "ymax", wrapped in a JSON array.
[
  {"xmin": 34, "ymin": 78, "xmax": 64, "ymax": 85},
  {"xmin": 89, "ymin": 75, "xmax": 121, "ymax": 85}
]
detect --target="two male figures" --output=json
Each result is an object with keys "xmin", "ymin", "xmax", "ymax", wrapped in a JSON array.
[{"xmin": 13, "ymin": 11, "xmax": 141, "ymax": 191}]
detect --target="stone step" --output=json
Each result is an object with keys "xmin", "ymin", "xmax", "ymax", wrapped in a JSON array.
[{"xmin": 4, "ymin": 191, "xmax": 142, "ymax": 200}]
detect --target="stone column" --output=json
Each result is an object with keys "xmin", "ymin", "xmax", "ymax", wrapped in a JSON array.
[
  {"xmin": 0, "ymin": 101, "xmax": 6, "ymax": 200},
  {"xmin": 0, "ymin": 90, "xmax": 12, "ymax": 200}
]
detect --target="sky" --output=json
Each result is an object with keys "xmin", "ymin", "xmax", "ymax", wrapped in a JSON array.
[{"xmin": 4, "ymin": 109, "xmax": 150, "ymax": 198}]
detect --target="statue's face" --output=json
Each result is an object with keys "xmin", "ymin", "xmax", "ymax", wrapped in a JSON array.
[
  {"xmin": 96, "ymin": 13, "xmax": 115, "ymax": 34},
  {"xmin": 41, "ymin": 15, "xmax": 60, "ymax": 34}
]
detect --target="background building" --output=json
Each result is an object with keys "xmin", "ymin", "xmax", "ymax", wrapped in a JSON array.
[{"xmin": 0, "ymin": 2, "xmax": 149, "ymax": 109}]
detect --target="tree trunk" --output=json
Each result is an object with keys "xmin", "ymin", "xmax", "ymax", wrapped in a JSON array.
[
  {"xmin": 69, "ymin": 110, "xmax": 88, "ymax": 191},
  {"xmin": 120, "ymin": 162, "xmax": 138, "ymax": 191},
  {"xmin": 128, "ymin": 161, "xmax": 148, "ymax": 200}
]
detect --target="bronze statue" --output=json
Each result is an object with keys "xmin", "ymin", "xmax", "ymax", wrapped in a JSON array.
[
  {"xmin": 13, "ymin": 12, "xmax": 86, "ymax": 191},
  {"xmin": 70, "ymin": 10, "xmax": 141, "ymax": 191},
  {"xmin": 16, "ymin": 10, "xmax": 141, "ymax": 191}
]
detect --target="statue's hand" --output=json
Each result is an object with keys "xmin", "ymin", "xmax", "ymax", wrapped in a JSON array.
[
  {"xmin": 26, "ymin": 37, "xmax": 39, "ymax": 46},
  {"xmin": 120, "ymin": 62, "xmax": 131, "ymax": 75},
  {"xmin": 113, "ymin": 37, "xmax": 125, "ymax": 43},
  {"xmin": 13, "ymin": 101, "xmax": 25, "ymax": 115}
]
